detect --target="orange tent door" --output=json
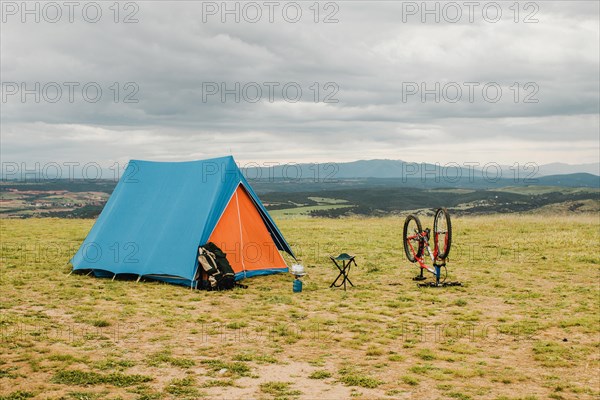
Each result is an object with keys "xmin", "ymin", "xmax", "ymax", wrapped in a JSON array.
[{"xmin": 208, "ymin": 185, "xmax": 287, "ymax": 277}]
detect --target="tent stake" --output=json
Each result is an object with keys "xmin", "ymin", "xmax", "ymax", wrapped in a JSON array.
[
  {"xmin": 136, "ymin": 275, "xmax": 141, "ymax": 283},
  {"xmin": 112, "ymin": 273, "xmax": 116, "ymax": 281},
  {"xmin": 86, "ymin": 270, "xmax": 93, "ymax": 276}
]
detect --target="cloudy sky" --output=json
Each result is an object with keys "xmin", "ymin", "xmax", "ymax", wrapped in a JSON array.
[{"xmin": 1, "ymin": 1, "xmax": 599, "ymax": 168}]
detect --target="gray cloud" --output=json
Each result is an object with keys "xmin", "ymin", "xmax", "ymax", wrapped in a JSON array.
[{"xmin": 1, "ymin": 1, "xmax": 599, "ymax": 166}]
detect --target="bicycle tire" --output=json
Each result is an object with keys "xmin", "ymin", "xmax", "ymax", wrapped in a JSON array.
[
  {"xmin": 403, "ymin": 215, "xmax": 424, "ymax": 262},
  {"xmin": 433, "ymin": 208, "xmax": 452, "ymax": 259}
]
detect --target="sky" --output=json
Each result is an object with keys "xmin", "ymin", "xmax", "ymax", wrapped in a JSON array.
[{"xmin": 1, "ymin": 1, "xmax": 599, "ymax": 170}]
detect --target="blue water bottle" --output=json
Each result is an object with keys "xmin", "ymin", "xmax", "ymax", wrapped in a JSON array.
[
  {"xmin": 293, "ymin": 278, "xmax": 303, "ymax": 293},
  {"xmin": 291, "ymin": 264, "xmax": 305, "ymax": 293}
]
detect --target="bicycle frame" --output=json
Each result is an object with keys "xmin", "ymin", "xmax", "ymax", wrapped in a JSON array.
[{"xmin": 405, "ymin": 229, "xmax": 446, "ymax": 283}]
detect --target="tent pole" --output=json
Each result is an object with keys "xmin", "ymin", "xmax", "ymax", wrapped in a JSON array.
[
  {"xmin": 86, "ymin": 270, "xmax": 93, "ymax": 276},
  {"xmin": 191, "ymin": 263, "xmax": 199, "ymax": 291}
]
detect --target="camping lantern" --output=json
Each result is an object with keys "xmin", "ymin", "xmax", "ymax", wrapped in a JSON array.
[{"xmin": 290, "ymin": 264, "xmax": 306, "ymax": 292}]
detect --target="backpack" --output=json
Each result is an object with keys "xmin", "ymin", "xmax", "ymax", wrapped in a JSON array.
[{"xmin": 196, "ymin": 242, "xmax": 236, "ymax": 290}]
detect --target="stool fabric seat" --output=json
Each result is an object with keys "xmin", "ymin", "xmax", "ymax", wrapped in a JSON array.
[{"xmin": 332, "ymin": 253, "xmax": 354, "ymax": 261}]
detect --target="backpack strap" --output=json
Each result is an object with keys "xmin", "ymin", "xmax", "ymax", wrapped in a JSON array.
[{"xmin": 197, "ymin": 247, "xmax": 221, "ymax": 288}]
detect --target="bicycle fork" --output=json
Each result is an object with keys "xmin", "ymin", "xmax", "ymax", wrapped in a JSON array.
[{"xmin": 423, "ymin": 235, "xmax": 442, "ymax": 284}]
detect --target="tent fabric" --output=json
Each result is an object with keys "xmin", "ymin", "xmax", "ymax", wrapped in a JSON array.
[
  {"xmin": 208, "ymin": 185, "xmax": 288, "ymax": 280},
  {"xmin": 70, "ymin": 156, "xmax": 294, "ymax": 284}
]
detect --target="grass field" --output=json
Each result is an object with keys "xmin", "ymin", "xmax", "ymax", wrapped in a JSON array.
[{"xmin": 1, "ymin": 215, "xmax": 599, "ymax": 400}]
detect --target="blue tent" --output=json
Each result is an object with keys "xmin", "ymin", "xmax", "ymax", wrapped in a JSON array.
[{"xmin": 71, "ymin": 156, "xmax": 294, "ymax": 286}]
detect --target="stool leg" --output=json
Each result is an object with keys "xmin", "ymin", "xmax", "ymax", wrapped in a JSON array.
[
  {"xmin": 346, "ymin": 262, "xmax": 354, "ymax": 287},
  {"xmin": 331, "ymin": 271, "xmax": 343, "ymax": 288},
  {"xmin": 330, "ymin": 259, "xmax": 345, "ymax": 288},
  {"xmin": 343, "ymin": 261, "xmax": 347, "ymax": 291}
]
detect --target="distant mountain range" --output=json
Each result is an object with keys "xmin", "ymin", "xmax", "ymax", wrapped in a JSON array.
[
  {"xmin": 2, "ymin": 159, "xmax": 598, "ymax": 186},
  {"xmin": 2, "ymin": 160, "xmax": 598, "ymax": 218},
  {"xmin": 534, "ymin": 162, "xmax": 599, "ymax": 176},
  {"xmin": 242, "ymin": 159, "xmax": 599, "ymax": 185}
]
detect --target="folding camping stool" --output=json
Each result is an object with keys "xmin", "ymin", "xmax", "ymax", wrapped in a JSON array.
[{"xmin": 329, "ymin": 253, "xmax": 357, "ymax": 291}]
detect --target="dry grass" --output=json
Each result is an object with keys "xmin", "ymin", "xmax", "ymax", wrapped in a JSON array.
[{"xmin": 0, "ymin": 214, "xmax": 599, "ymax": 399}]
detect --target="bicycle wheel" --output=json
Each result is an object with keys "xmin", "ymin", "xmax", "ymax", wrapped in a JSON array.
[
  {"xmin": 433, "ymin": 208, "xmax": 452, "ymax": 259},
  {"xmin": 403, "ymin": 215, "xmax": 424, "ymax": 262}
]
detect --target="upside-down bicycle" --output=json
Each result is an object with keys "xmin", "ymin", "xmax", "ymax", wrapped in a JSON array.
[{"xmin": 403, "ymin": 208, "xmax": 459, "ymax": 286}]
